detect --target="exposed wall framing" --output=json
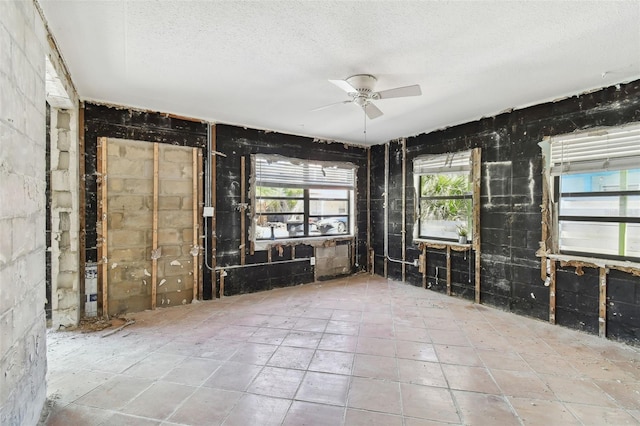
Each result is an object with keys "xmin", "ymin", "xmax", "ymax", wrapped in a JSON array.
[
  {"xmin": 151, "ymin": 143, "xmax": 159, "ymax": 310},
  {"xmin": 192, "ymin": 148, "xmax": 199, "ymax": 300},
  {"xmin": 599, "ymin": 267, "xmax": 608, "ymax": 338},
  {"xmin": 97, "ymin": 137, "xmax": 108, "ymax": 317}
]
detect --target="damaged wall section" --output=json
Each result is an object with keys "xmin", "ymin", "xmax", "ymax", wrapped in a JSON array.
[
  {"xmin": 374, "ymin": 80, "xmax": 640, "ymax": 344},
  {"xmin": 83, "ymin": 103, "xmax": 208, "ymax": 307},
  {"xmin": 214, "ymin": 124, "xmax": 368, "ymax": 296}
]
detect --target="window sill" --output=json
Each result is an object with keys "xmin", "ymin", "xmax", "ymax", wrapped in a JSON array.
[
  {"xmin": 546, "ymin": 253, "xmax": 640, "ymax": 271},
  {"xmin": 253, "ymin": 235, "xmax": 354, "ymax": 251},
  {"xmin": 414, "ymin": 238, "xmax": 474, "ymax": 250}
]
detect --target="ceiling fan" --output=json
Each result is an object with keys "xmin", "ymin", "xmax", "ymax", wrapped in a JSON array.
[{"xmin": 314, "ymin": 74, "xmax": 422, "ymax": 119}]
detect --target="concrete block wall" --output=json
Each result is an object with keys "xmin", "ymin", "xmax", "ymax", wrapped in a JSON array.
[
  {"xmin": 0, "ymin": 1, "xmax": 48, "ymax": 424},
  {"xmin": 105, "ymin": 138, "xmax": 155, "ymax": 314},
  {"xmin": 374, "ymin": 80, "xmax": 640, "ymax": 345},
  {"xmin": 104, "ymin": 139, "xmax": 198, "ymax": 314},
  {"xmin": 82, "ymin": 103, "xmax": 209, "ymax": 300},
  {"xmin": 50, "ymin": 108, "xmax": 80, "ymax": 327},
  {"xmin": 316, "ymin": 243, "xmax": 351, "ymax": 278}
]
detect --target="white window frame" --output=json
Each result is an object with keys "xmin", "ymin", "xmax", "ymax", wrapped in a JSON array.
[
  {"xmin": 413, "ymin": 150, "xmax": 474, "ymax": 243},
  {"xmin": 250, "ymin": 154, "xmax": 356, "ymax": 247},
  {"xmin": 544, "ymin": 122, "xmax": 640, "ymax": 262}
]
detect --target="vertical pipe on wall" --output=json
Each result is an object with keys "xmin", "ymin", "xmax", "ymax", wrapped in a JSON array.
[
  {"xmin": 192, "ymin": 148, "xmax": 199, "ymax": 301},
  {"xmin": 197, "ymin": 150, "xmax": 204, "ymax": 300},
  {"xmin": 97, "ymin": 137, "xmax": 108, "ymax": 317},
  {"xmin": 151, "ymin": 143, "xmax": 159, "ymax": 310},
  {"xmin": 446, "ymin": 246, "xmax": 451, "ymax": 296},
  {"xmin": 367, "ymin": 148, "xmax": 371, "ymax": 272},
  {"xmin": 401, "ymin": 139, "xmax": 406, "ymax": 282},
  {"xmin": 384, "ymin": 143, "xmax": 389, "ymax": 278}
]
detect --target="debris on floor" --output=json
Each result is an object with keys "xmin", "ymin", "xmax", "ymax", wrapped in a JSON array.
[{"xmin": 75, "ymin": 316, "xmax": 133, "ymax": 333}]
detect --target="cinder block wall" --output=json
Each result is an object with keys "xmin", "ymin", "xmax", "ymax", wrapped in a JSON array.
[
  {"xmin": 372, "ymin": 80, "xmax": 640, "ymax": 345},
  {"xmin": 0, "ymin": 1, "xmax": 48, "ymax": 424}
]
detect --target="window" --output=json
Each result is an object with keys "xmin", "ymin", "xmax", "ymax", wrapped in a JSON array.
[
  {"xmin": 252, "ymin": 154, "xmax": 355, "ymax": 241},
  {"xmin": 414, "ymin": 150, "xmax": 473, "ymax": 241},
  {"xmin": 547, "ymin": 123, "xmax": 640, "ymax": 261}
]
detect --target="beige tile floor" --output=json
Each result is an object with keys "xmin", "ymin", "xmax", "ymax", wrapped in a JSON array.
[{"xmin": 42, "ymin": 274, "xmax": 640, "ymax": 425}]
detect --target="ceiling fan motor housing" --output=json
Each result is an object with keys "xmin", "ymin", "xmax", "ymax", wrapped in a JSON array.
[{"xmin": 346, "ymin": 74, "xmax": 377, "ymax": 94}]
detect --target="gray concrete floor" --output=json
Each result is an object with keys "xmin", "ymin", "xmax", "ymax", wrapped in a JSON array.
[{"xmin": 42, "ymin": 275, "xmax": 640, "ymax": 425}]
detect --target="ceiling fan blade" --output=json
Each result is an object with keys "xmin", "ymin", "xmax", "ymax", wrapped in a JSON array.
[
  {"xmin": 363, "ymin": 102, "xmax": 383, "ymax": 119},
  {"xmin": 329, "ymin": 79, "xmax": 357, "ymax": 93},
  {"xmin": 311, "ymin": 100, "xmax": 352, "ymax": 112},
  {"xmin": 376, "ymin": 84, "xmax": 422, "ymax": 99}
]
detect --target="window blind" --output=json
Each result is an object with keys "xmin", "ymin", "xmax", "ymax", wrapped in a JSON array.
[
  {"xmin": 254, "ymin": 154, "xmax": 356, "ymax": 189},
  {"xmin": 413, "ymin": 150, "xmax": 472, "ymax": 175},
  {"xmin": 549, "ymin": 122, "xmax": 640, "ymax": 175}
]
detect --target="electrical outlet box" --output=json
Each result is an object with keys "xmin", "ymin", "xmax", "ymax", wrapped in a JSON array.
[
  {"xmin": 310, "ymin": 257, "xmax": 316, "ymax": 266},
  {"xmin": 203, "ymin": 207, "xmax": 214, "ymax": 217}
]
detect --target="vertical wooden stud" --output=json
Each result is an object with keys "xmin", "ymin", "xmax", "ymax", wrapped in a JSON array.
[
  {"xmin": 472, "ymin": 148, "xmax": 482, "ymax": 304},
  {"xmin": 240, "ymin": 156, "xmax": 246, "ymax": 265},
  {"xmin": 151, "ymin": 143, "xmax": 159, "ymax": 309},
  {"xmin": 98, "ymin": 137, "xmax": 109, "ymax": 317},
  {"xmin": 192, "ymin": 148, "xmax": 199, "ymax": 301},
  {"xmin": 219, "ymin": 270, "xmax": 225, "ymax": 298},
  {"xmin": 599, "ymin": 267, "xmax": 608, "ymax": 338},
  {"xmin": 549, "ymin": 259, "xmax": 556, "ymax": 324},
  {"xmin": 541, "ymin": 172, "xmax": 550, "ymax": 281},
  {"xmin": 446, "ymin": 245, "xmax": 452, "ymax": 296}
]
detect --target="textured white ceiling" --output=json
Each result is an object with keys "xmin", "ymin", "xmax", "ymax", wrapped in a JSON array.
[{"xmin": 39, "ymin": 0, "xmax": 640, "ymax": 145}]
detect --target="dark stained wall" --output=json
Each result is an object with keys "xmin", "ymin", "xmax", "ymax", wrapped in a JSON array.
[
  {"xmin": 214, "ymin": 124, "xmax": 369, "ymax": 296},
  {"xmin": 83, "ymin": 105, "xmax": 368, "ymax": 302},
  {"xmin": 372, "ymin": 80, "xmax": 640, "ymax": 345}
]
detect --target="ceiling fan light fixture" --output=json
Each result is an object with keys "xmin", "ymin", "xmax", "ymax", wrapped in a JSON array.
[{"xmin": 318, "ymin": 73, "xmax": 422, "ymax": 120}]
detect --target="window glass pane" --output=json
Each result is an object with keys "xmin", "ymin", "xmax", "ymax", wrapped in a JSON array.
[
  {"xmin": 420, "ymin": 173, "xmax": 470, "ymax": 197},
  {"xmin": 256, "ymin": 199, "xmax": 303, "ymax": 214},
  {"xmin": 310, "ymin": 200, "xmax": 348, "ymax": 216},
  {"xmin": 316, "ymin": 217, "xmax": 348, "ymax": 235},
  {"xmin": 559, "ymin": 221, "xmax": 619, "ymax": 256},
  {"xmin": 255, "ymin": 214, "xmax": 307, "ymax": 239},
  {"xmin": 309, "ymin": 188, "xmax": 348, "ymax": 199},
  {"xmin": 560, "ymin": 196, "xmax": 640, "ymax": 218},
  {"xmin": 629, "ymin": 169, "xmax": 640, "ymax": 190},
  {"xmin": 420, "ymin": 199, "xmax": 471, "ymax": 239},
  {"xmin": 560, "ymin": 196, "xmax": 620, "ymax": 217},
  {"xmin": 561, "ymin": 169, "xmax": 640, "ymax": 193},
  {"xmin": 626, "ymin": 224, "xmax": 640, "ymax": 257},
  {"xmin": 256, "ymin": 186, "xmax": 303, "ymax": 197}
]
